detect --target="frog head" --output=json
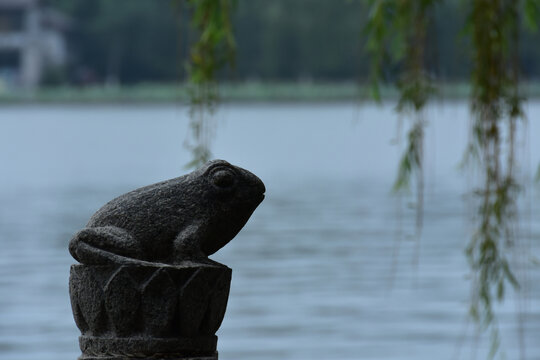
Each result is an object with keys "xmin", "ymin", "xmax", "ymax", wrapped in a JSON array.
[{"xmin": 194, "ymin": 159, "xmax": 266, "ymax": 256}]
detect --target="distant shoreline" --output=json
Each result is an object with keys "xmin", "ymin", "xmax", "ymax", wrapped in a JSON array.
[{"xmin": 1, "ymin": 82, "xmax": 540, "ymax": 104}]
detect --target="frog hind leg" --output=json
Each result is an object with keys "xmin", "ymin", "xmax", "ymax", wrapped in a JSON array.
[{"xmin": 69, "ymin": 226, "xmax": 147, "ymax": 265}]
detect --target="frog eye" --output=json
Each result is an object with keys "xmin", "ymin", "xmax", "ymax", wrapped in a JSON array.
[{"xmin": 212, "ymin": 168, "xmax": 236, "ymax": 188}]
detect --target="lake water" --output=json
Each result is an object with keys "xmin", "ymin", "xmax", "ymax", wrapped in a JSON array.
[{"xmin": 0, "ymin": 102, "xmax": 539, "ymax": 360}]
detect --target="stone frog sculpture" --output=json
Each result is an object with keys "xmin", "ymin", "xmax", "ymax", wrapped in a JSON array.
[{"xmin": 69, "ymin": 160, "xmax": 265, "ymax": 265}]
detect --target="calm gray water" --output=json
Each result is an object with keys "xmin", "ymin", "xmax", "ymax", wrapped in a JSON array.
[{"xmin": 0, "ymin": 103, "xmax": 539, "ymax": 360}]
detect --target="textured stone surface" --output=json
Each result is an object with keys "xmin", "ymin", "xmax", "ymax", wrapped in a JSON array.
[
  {"xmin": 68, "ymin": 160, "xmax": 265, "ymax": 360},
  {"xmin": 69, "ymin": 159, "xmax": 265, "ymax": 265},
  {"xmin": 70, "ymin": 263, "xmax": 230, "ymax": 359},
  {"xmin": 70, "ymin": 264, "xmax": 232, "ymax": 338}
]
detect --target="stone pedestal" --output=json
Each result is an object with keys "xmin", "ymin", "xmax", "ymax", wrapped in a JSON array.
[{"xmin": 69, "ymin": 263, "xmax": 231, "ymax": 360}]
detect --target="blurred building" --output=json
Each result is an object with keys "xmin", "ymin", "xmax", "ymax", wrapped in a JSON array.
[{"xmin": 0, "ymin": 0, "xmax": 68, "ymax": 89}]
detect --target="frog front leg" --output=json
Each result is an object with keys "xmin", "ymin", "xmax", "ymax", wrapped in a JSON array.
[
  {"xmin": 172, "ymin": 223, "xmax": 209, "ymax": 263},
  {"xmin": 69, "ymin": 226, "xmax": 146, "ymax": 265}
]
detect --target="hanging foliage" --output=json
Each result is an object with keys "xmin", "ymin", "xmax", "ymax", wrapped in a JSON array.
[
  {"xmin": 366, "ymin": 0, "xmax": 540, "ymax": 357},
  {"xmin": 184, "ymin": 0, "xmax": 236, "ymax": 168},
  {"xmin": 463, "ymin": 0, "xmax": 525, "ymax": 356},
  {"xmin": 365, "ymin": 0, "xmax": 438, "ymax": 244}
]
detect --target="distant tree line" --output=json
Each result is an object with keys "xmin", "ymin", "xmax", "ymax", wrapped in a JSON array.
[{"xmin": 47, "ymin": 0, "xmax": 540, "ymax": 85}]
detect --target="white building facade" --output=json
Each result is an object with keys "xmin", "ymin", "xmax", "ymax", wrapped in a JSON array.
[{"xmin": 0, "ymin": 0, "xmax": 67, "ymax": 89}]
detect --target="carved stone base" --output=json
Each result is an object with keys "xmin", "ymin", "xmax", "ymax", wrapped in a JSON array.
[
  {"xmin": 78, "ymin": 336, "xmax": 218, "ymax": 360},
  {"xmin": 80, "ymin": 356, "xmax": 216, "ymax": 360},
  {"xmin": 69, "ymin": 263, "xmax": 231, "ymax": 360}
]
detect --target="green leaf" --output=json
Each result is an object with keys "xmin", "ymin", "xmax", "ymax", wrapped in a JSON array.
[
  {"xmin": 469, "ymin": 303, "xmax": 479, "ymax": 322},
  {"xmin": 488, "ymin": 327, "xmax": 501, "ymax": 359},
  {"xmin": 524, "ymin": 0, "xmax": 540, "ymax": 31},
  {"xmin": 501, "ymin": 260, "xmax": 520, "ymax": 289},
  {"xmin": 496, "ymin": 279, "xmax": 504, "ymax": 301}
]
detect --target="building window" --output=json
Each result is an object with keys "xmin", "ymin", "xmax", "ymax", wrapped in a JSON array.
[
  {"xmin": 0, "ymin": 50, "xmax": 20, "ymax": 68},
  {"xmin": 0, "ymin": 9, "xmax": 25, "ymax": 33}
]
